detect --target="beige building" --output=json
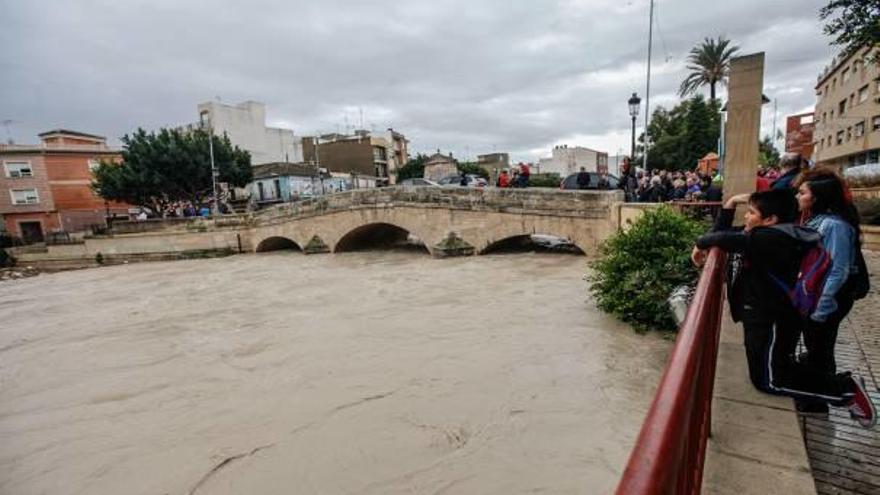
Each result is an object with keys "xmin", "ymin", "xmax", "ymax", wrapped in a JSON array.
[
  {"xmin": 813, "ymin": 45, "xmax": 880, "ymax": 168},
  {"xmin": 423, "ymin": 152, "xmax": 458, "ymax": 181},
  {"xmin": 302, "ymin": 129, "xmax": 409, "ymax": 184}
]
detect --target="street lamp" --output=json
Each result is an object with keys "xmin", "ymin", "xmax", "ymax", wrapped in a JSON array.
[
  {"xmin": 628, "ymin": 92, "xmax": 641, "ymax": 160},
  {"xmin": 199, "ymin": 110, "xmax": 220, "ymax": 216}
]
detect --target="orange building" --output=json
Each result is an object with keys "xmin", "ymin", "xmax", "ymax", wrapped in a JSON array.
[{"xmin": 0, "ymin": 130, "xmax": 128, "ymax": 243}]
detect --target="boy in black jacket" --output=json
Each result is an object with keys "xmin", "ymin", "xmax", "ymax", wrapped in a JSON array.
[{"xmin": 691, "ymin": 189, "xmax": 875, "ymax": 427}]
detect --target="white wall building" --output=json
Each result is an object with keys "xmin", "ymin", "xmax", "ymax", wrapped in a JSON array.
[
  {"xmin": 538, "ymin": 145, "xmax": 608, "ymax": 176},
  {"xmin": 183, "ymin": 100, "xmax": 303, "ymax": 165}
]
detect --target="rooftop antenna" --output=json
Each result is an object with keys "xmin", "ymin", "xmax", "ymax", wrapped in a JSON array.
[
  {"xmin": 359, "ymin": 107, "xmax": 364, "ymax": 130},
  {"xmin": 1, "ymin": 119, "xmax": 14, "ymax": 144}
]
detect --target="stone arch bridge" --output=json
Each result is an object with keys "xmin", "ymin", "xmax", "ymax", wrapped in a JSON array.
[{"xmin": 46, "ymin": 187, "xmax": 628, "ymax": 263}]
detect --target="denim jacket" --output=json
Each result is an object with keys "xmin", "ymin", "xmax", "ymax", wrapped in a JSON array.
[{"xmin": 805, "ymin": 214, "xmax": 855, "ymax": 322}]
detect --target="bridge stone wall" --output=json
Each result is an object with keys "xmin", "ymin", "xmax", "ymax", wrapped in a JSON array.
[
  {"xmin": 245, "ymin": 187, "xmax": 622, "ymax": 255},
  {"xmin": 9, "ymin": 187, "xmax": 626, "ymax": 267}
]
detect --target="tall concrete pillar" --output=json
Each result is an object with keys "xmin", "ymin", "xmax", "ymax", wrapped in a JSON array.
[{"xmin": 722, "ymin": 53, "xmax": 765, "ymax": 202}]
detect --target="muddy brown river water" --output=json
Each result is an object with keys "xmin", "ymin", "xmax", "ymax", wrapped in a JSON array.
[{"xmin": 0, "ymin": 251, "xmax": 670, "ymax": 494}]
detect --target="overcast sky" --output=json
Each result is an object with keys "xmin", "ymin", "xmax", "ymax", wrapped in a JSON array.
[{"xmin": 1, "ymin": 0, "xmax": 838, "ymax": 163}]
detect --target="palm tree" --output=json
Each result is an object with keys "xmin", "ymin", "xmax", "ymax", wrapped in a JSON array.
[{"xmin": 678, "ymin": 36, "xmax": 739, "ymax": 101}]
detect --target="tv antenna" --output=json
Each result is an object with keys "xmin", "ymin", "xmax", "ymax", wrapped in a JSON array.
[{"xmin": 1, "ymin": 119, "xmax": 14, "ymax": 144}]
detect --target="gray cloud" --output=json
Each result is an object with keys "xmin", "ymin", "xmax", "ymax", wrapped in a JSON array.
[{"xmin": 0, "ymin": 0, "xmax": 836, "ymax": 162}]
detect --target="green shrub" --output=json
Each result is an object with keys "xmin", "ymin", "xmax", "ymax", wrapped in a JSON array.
[
  {"xmin": 95, "ymin": 252, "xmax": 105, "ymax": 265},
  {"xmin": 588, "ymin": 206, "xmax": 706, "ymax": 332},
  {"xmin": 853, "ymin": 197, "xmax": 880, "ymax": 225},
  {"xmin": 528, "ymin": 173, "xmax": 562, "ymax": 188},
  {"xmin": 0, "ymin": 249, "xmax": 14, "ymax": 268}
]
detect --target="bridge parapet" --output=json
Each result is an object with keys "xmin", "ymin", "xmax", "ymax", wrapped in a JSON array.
[{"xmin": 253, "ymin": 186, "xmax": 623, "ymax": 227}]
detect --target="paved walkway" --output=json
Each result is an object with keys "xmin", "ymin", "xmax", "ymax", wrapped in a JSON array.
[{"xmin": 802, "ymin": 251, "xmax": 880, "ymax": 495}]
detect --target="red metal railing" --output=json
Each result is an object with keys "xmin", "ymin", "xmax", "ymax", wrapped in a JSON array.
[{"xmin": 615, "ymin": 248, "xmax": 728, "ymax": 495}]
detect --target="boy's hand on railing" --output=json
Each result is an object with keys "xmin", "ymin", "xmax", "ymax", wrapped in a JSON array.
[
  {"xmin": 691, "ymin": 246, "xmax": 708, "ymax": 267},
  {"xmin": 723, "ymin": 193, "xmax": 751, "ymax": 210}
]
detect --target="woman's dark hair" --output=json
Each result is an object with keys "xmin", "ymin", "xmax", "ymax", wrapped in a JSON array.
[{"xmin": 798, "ymin": 168, "xmax": 861, "ymax": 236}]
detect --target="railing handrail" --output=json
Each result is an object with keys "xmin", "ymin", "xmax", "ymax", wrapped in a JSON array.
[{"xmin": 615, "ymin": 248, "xmax": 727, "ymax": 495}]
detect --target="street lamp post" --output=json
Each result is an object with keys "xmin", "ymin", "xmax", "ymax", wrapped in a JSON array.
[
  {"xmin": 200, "ymin": 110, "xmax": 220, "ymax": 216},
  {"xmin": 628, "ymin": 92, "xmax": 641, "ymax": 160}
]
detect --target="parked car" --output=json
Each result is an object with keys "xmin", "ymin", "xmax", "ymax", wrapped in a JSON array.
[
  {"xmin": 438, "ymin": 174, "xmax": 487, "ymax": 187},
  {"xmin": 559, "ymin": 172, "xmax": 619, "ymax": 190},
  {"xmin": 399, "ymin": 178, "xmax": 441, "ymax": 187}
]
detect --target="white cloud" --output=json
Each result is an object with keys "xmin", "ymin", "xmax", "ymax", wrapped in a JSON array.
[{"xmin": 0, "ymin": 0, "xmax": 836, "ymax": 163}]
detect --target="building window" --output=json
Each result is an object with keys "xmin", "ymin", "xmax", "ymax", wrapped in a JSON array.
[
  {"xmin": 856, "ymin": 121, "xmax": 865, "ymax": 137},
  {"xmin": 842, "ymin": 67, "xmax": 850, "ymax": 83},
  {"xmin": 847, "ymin": 126, "xmax": 853, "ymax": 141},
  {"xmin": 823, "ymin": 112, "xmax": 827, "ymax": 123},
  {"xmin": 4, "ymin": 161, "xmax": 33, "ymax": 178},
  {"xmin": 869, "ymin": 150, "xmax": 880, "ymax": 164},
  {"xmin": 10, "ymin": 188, "xmax": 39, "ymax": 205},
  {"xmin": 873, "ymin": 115, "xmax": 880, "ymax": 131},
  {"xmin": 860, "ymin": 85, "xmax": 869, "ymax": 103},
  {"xmin": 839, "ymin": 99, "xmax": 847, "ymax": 115},
  {"xmin": 837, "ymin": 130, "xmax": 844, "ymax": 144}
]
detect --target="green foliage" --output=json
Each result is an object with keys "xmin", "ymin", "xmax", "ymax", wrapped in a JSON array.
[
  {"xmin": 0, "ymin": 249, "xmax": 13, "ymax": 268},
  {"xmin": 457, "ymin": 161, "xmax": 490, "ymax": 179},
  {"xmin": 679, "ymin": 36, "xmax": 739, "ymax": 100},
  {"xmin": 91, "ymin": 127, "xmax": 252, "ymax": 214},
  {"xmin": 634, "ymin": 95, "xmax": 721, "ymax": 171},
  {"xmin": 528, "ymin": 173, "xmax": 563, "ymax": 188},
  {"xmin": 853, "ymin": 197, "xmax": 880, "ymax": 225},
  {"xmin": 95, "ymin": 252, "xmax": 104, "ymax": 265},
  {"xmin": 395, "ymin": 153, "xmax": 429, "ymax": 181},
  {"xmin": 820, "ymin": 1, "xmax": 880, "ymax": 61},
  {"xmin": 588, "ymin": 207, "xmax": 706, "ymax": 332},
  {"xmin": 758, "ymin": 136, "xmax": 781, "ymax": 167}
]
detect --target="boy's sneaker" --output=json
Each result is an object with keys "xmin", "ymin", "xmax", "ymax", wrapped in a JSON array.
[
  {"xmin": 796, "ymin": 400, "xmax": 829, "ymax": 417},
  {"xmin": 847, "ymin": 376, "xmax": 877, "ymax": 429}
]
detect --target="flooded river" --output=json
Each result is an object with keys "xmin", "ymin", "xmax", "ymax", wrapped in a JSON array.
[{"xmin": 0, "ymin": 251, "xmax": 670, "ymax": 494}]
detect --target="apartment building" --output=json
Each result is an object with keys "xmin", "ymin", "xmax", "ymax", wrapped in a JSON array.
[
  {"xmin": 0, "ymin": 130, "xmax": 127, "ymax": 242},
  {"xmin": 180, "ymin": 100, "xmax": 303, "ymax": 165},
  {"xmin": 813, "ymin": 45, "xmax": 880, "ymax": 168},
  {"xmin": 301, "ymin": 129, "xmax": 409, "ymax": 184},
  {"xmin": 537, "ymin": 145, "xmax": 608, "ymax": 176}
]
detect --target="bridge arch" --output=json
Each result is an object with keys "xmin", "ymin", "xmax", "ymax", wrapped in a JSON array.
[
  {"xmin": 255, "ymin": 236, "xmax": 302, "ymax": 253},
  {"xmin": 480, "ymin": 233, "xmax": 586, "ymax": 255},
  {"xmin": 334, "ymin": 222, "xmax": 430, "ymax": 254}
]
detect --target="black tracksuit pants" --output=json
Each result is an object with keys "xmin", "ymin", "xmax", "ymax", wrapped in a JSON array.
[{"xmin": 741, "ymin": 308, "xmax": 854, "ymax": 406}]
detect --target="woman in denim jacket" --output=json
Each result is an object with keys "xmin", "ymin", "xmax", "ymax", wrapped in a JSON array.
[{"xmin": 796, "ymin": 170, "xmax": 861, "ymax": 377}]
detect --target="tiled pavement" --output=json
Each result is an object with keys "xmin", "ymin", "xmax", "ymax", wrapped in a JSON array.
[{"xmin": 802, "ymin": 251, "xmax": 880, "ymax": 495}]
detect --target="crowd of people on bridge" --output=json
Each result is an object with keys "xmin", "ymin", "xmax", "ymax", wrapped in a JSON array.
[{"xmin": 690, "ymin": 155, "xmax": 876, "ymax": 429}]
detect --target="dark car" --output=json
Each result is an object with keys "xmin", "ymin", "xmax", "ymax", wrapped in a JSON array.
[{"xmin": 560, "ymin": 172, "xmax": 619, "ymax": 190}]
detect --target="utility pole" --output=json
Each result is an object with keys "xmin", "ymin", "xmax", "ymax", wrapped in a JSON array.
[
  {"xmin": 643, "ymin": 0, "xmax": 654, "ymax": 171},
  {"xmin": 200, "ymin": 110, "xmax": 220, "ymax": 216},
  {"xmin": 772, "ymin": 98, "xmax": 778, "ymax": 151}
]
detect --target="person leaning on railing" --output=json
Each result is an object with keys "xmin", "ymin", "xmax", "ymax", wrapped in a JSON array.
[{"xmin": 690, "ymin": 189, "xmax": 876, "ymax": 429}]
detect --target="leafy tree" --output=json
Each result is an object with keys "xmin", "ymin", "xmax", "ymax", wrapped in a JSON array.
[
  {"xmin": 457, "ymin": 161, "xmax": 490, "ymax": 179},
  {"xmin": 758, "ymin": 136, "xmax": 781, "ymax": 167},
  {"xmin": 820, "ymin": 0, "xmax": 880, "ymax": 60},
  {"xmin": 589, "ymin": 207, "xmax": 706, "ymax": 332},
  {"xmin": 679, "ymin": 36, "xmax": 740, "ymax": 101},
  {"xmin": 634, "ymin": 95, "xmax": 721, "ymax": 171},
  {"xmin": 395, "ymin": 153, "xmax": 429, "ymax": 181},
  {"xmin": 92, "ymin": 128, "xmax": 252, "ymax": 214}
]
